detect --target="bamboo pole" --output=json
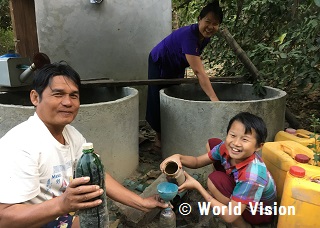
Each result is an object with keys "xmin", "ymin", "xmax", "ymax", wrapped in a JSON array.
[
  {"xmin": 219, "ymin": 27, "xmax": 262, "ymax": 81},
  {"xmin": 0, "ymin": 76, "xmax": 246, "ymax": 92}
]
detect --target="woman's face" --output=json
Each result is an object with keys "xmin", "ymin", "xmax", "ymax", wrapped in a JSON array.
[{"xmin": 198, "ymin": 12, "xmax": 220, "ymax": 39}]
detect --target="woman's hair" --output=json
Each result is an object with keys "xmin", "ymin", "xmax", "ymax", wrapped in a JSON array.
[
  {"xmin": 199, "ymin": 0, "xmax": 223, "ymax": 24},
  {"xmin": 226, "ymin": 112, "xmax": 268, "ymax": 145},
  {"xmin": 32, "ymin": 61, "xmax": 81, "ymax": 100}
]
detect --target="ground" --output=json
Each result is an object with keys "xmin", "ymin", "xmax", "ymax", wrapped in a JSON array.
[{"xmin": 285, "ymin": 85, "xmax": 320, "ymax": 132}]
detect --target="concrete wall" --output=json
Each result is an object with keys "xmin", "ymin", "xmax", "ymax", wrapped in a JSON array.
[{"xmin": 34, "ymin": 0, "xmax": 172, "ymax": 120}]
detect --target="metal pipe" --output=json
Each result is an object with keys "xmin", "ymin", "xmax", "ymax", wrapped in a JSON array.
[{"xmin": 19, "ymin": 63, "xmax": 36, "ymax": 83}]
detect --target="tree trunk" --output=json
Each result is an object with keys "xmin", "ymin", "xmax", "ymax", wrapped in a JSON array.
[{"xmin": 219, "ymin": 27, "xmax": 262, "ymax": 81}]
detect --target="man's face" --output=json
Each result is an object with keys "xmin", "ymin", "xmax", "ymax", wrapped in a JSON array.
[{"xmin": 31, "ymin": 75, "xmax": 80, "ymax": 131}]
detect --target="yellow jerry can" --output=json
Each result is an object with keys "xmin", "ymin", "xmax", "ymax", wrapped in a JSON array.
[
  {"xmin": 277, "ymin": 164, "xmax": 320, "ymax": 228},
  {"xmin": 261, "ymin": 141, "xmax": 315, "ymax": 203},
  {"xmin": 275, "ymin": 129, "xmax": 319, "ymax": 152}
]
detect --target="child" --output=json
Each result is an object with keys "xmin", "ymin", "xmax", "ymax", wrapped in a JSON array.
[{"xmin": 160, "ymin": 112, "xmax": 277, "ymax": 228}]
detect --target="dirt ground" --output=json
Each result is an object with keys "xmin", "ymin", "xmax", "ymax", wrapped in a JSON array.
[{"xmin": 285, "ymin": 85, "xmax": 320, "ymax": 132}]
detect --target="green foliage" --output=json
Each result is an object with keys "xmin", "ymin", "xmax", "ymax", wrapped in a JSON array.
[
  {"xmin": 0, "ymin": 0, "xmax": 14, "ymax": 54},
  {"xmin": 0, "ymin": 0, "xmax": 11, "ymax": 30},
  {"xmin": 0, "ymin": 28, "xmax": 14, "ymax": 54},
  {"xmin": 173, "ymin": 0, "xmax": 320, "ymax": 96},
  {"xmin": 307, "ymin": 114, "xmax": 320, "ymax": 165}
]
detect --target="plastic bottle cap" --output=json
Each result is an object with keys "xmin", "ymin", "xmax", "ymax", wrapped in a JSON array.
[
  {"xmin": 285, "ymin": 128, "xmax": 296, "ymax": 134},
  {"xmin": 289, "ymin": 166, "xmax": 305, "ymax": 178},
  {"xmin": 295, "ymin": 154, "xmax": 310, "ymax": 163},
  {"xmin": 82, "ymin": 142, "xmax": 93, "ymax": 150}
]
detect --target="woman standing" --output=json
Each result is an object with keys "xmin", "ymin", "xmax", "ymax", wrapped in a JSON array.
[{"xmin": 146, "ymin": 1, "xmax": 223, "ymax": 148}]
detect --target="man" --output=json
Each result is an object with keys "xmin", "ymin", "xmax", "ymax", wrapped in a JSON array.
[{"xmin": 0, "ymin": 62, "xmax": 167, "ymax": 227}]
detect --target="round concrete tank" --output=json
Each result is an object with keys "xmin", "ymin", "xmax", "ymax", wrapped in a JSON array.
[
  {"xmin": 0, "ymin": 87, "xmax": 139, "ymax": 182},
  {"xmin": 160, "ymin": 83, "xmax": 287, "ymax": 176}
]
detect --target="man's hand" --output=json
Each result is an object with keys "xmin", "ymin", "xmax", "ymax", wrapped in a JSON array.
[
  {"xmin": 57, "ymin": 177, "xmax": 103, "ymax": 214},
  {"xmin": 140, "ymin": 194, "xmax": 169, "ymax": 212}
]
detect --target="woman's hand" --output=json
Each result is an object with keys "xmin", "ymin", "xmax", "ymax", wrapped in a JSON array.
[
  {"xmin": 160, "ymin": 154, "xmax": 182, "ymax": 172},
  {"xmin": 178, "ymin": 171, "xmax": 201, "ymax": 193}
]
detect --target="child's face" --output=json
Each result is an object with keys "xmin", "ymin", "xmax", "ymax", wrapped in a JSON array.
[{"xmin": 225, "ymin": 120, "xmax": 262, "ymax": 164}]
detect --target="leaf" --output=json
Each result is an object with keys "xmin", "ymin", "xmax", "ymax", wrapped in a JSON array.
[
  {"xmin": 314, "ymin": 154, "xmax": 320, "ymax": 163},
  {"xmin": 280, "ymin": 53, "xmax": 287, "ymax": 58},
  {"xmin": 278, "ymin": 33, "xmax": 287, "ymax": 44},
  {"xmin": 315, "ymin": 0, "xmax": 320, "ymax": 7}
]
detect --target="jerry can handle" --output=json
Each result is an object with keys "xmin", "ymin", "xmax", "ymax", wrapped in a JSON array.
[
  {"xmin": 295, "ymin": 133, "xmax": 309, "ymax": 139},
  {"xmin": 280, "ymin": 143, "xmax": 297, "ymax": 158},
  {"xmin": 311, "ymin": 175, "xmax": 320, "ymax": 184}
]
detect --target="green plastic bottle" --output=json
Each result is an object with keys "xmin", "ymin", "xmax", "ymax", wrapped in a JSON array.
[{"xmin": 75, "ymin": 142, "xmax": 108, "ymax": 228}]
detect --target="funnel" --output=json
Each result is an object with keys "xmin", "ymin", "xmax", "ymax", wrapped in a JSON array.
[{"xmin": 157, "ymin": 182, "xmax": 178, "ymax": 202}]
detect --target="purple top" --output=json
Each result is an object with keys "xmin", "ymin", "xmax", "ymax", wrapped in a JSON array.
[{"xmin": 150, "ymin": 24, "xmax": 210, "ymax": 78}]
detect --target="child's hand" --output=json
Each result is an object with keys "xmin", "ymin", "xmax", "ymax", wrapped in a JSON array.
[
  {"xmin": 160, "ymin": 154, "xmax": 182, "ymax": 172},
  {"xmin": 178, "ymin": 171, "xmax": 200, "ymax": 192}
]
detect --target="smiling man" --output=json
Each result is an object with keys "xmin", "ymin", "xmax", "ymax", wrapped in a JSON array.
[{"xmin": 0, "ymin": 62, "xmax": 167, "ymax": 228}]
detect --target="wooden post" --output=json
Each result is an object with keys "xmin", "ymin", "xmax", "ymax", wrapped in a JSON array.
[
  {"xmin": 9, "ymin": 0, "xmax": 38, "ymax": 59},
  {"xmin": 219, "ymin": 27, "xmax": 262, "ymax": 81}
]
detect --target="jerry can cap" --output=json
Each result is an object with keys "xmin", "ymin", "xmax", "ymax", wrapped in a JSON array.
[
  {"xmin": 295, "ymin": 154, "xmax": 310, "ymax": 163},
  {"xmin": 285, "ymin": 128, "xmax": 296, "ymax": 134},
  {"xmin": 289, "ymin": 166, "xmax": 305, "ymax": 178}
]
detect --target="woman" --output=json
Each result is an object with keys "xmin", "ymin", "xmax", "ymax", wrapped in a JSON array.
[{"xmin": 146, "ymin": 1, "xmax": 223, "ymax": 148}]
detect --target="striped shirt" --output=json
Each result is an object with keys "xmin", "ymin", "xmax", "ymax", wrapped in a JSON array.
[{"xmin": 208, "ymin": 142, "xmax": 277, "ymax": 210}]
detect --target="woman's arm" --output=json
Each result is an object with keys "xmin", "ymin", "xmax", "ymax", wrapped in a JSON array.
[{"xmin": 186, "ymin": 54, "xmax": 219, "ymax": 101}]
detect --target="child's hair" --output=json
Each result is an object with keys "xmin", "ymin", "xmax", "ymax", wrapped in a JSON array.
[{"xmin": 227, "ymin": 112, "xmax": 268, "ymax": 145}]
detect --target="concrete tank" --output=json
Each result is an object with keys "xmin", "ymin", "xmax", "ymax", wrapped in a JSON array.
[
  {"xmin": 160, "ymin": 83, "xmax": 287, "ymax": 176},
  {"xmin": 0, "ymin": 87, "xmax": 139, "ymax": 182}
]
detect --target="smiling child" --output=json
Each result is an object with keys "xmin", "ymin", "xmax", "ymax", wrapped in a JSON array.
[{"xmin": 160, "ymin": 112, "xmax": 277, "ymax": 228}]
